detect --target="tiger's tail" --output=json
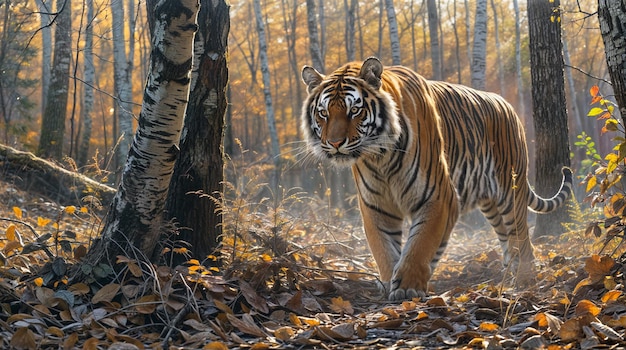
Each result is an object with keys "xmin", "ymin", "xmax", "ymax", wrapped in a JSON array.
[{"xmin": 527, "ymin": 167, "xmax": 573, "ymax": 213}]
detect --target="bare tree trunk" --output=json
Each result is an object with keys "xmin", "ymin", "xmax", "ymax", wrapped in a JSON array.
[
  {"xmin": 281, "ymin": 0, "xmax": 302, "ymax": 140},
  {"xmin": 306, "ymin": 0, "xmax": 324, "ymax": 72},
  {"xmin": 83, "ymin": 0, "xmax": 199, "ymax": 270},
  {"xmin": 598, "ymin": 0, "xmax": 626, "ymax": 124},
  {"xmin": 513, "ymin": 0, "xmax": 525, "ymax": 119},
  {"xmin": 427, "ymin": 0, "xmax": 441, "ymax": 79},
  {"xmin": 378, "ymin": 0, "xmax": 384, "ymax": 58},
  {"xmin": 563, "ymin": 39, "xmax": 582, "ymax": 136},
  {"xmin": 165, "ymin": 0, "xmax": 229, "ymax": 265},
  {"xmin": 318, "ymin": 0, "xmax": 326, "ymax": 63},
  {"xmin": 344, "ymin": 0, "xmax": 356, "ymax": 62},
  {"xmin": 35, "ymin": 0, "xmax": 52, "ymax": 116},
  {"xmin": 111, "ymin": 0, "xmax": 134, "ymax": 171},
  {"xmin": 384, "ymin": 0, "xmax": 401, "ymax": 65},
  {"xmin": 38, "ymin": 0, "xmax": 71, "ymax": 160},
  {"xmin": 464, "ymin": 0, "xmax": 472, "ymax": 72},
  {"xmin": 490, "ymin": 0, "xmax": 505, "ymax": 96},
  {"xmin": 78, "ymin": 0, "xmax": 94, "ymax": 168},
  {"xmin": 528, "ymin": 0, "xmax": 571, "ymax": 236},
  {"xmin": 254, "ymin": 0, "xmax": 280, "ymax": 190},
  {"xmin": 470, "ymin": 0, "xmax": 487, "ymax": 90},
  {"xmin": 451, "ymin": 1, "xmax": 462, "ymax": 83}
]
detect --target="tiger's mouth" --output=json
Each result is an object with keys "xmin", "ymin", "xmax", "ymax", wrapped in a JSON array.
[{"xmin": 325, "ymin": 150, "xmax": 360, "ymax": 167}]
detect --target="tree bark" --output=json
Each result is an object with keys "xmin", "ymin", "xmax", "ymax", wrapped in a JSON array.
[
  {"xmin": 598, "ymin": 0, "xmax": 626, "ymax": 124},
  {"xmin": 35, "ymin": 0, "xmax": 52, "ymax": 116},
  {"xmin": 344, "ymin": 0, "xmax": 356, "ymax": 62},
  {"xmin": 305, "ymin": 0, "xmax": 324, "ymax": 72},
  {"xmin": 384, "ymin": 0, "xmax": 401, "ymax": 65},
  {"xmin": 470, "ymin": 0, "xmax": 487, "ymax": 90},
  {"xmin": 490, "ymin": 0, "xmax": 505, "ymax": 96},
  {"xmin": 165, "ymin": 0, "xmax": 229, "ymax": 265},
  {"xmin": 111, "ymin": 0, "xmax": 134, "ymax": 171},
  {"xmin": 528, "ymin": 0, "xmax": 571, "ymax": 236},
  {"xmin": 83, "ymin": 0, "xmax": 199, "ymax": 271},
  {"xmin": 78, "ymin": 0, "xmax": 95, "ymax": 168},
  {"xmin": 38, "ymin": 0, "xmax": 71, "ymax": 160},
  {"xmin": 513, "ymin": 0, "xmax": 525, "ymax": 119},
  {"xmin": 254, "ymin": 0, "xmax": 280, "ymax": 191},
  {"xmin": 427, "ymin": 0, "xmax": 441, "ymax": 79}
]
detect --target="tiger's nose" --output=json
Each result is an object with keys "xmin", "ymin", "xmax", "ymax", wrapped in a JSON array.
[{"xmin": 329, "ymin": 139, "xmax": 345, "ymax": 149}]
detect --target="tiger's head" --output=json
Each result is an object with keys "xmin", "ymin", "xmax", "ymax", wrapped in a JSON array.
[{"xmin": 300, "ymin": 57, "xmax": 400, "ymax": 167}]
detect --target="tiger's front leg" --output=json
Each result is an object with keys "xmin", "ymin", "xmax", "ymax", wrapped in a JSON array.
[
  {"xmin": 389, "ymin": 201, "xmax": 456, "ymax": 300},
  {"xmin": 357, "ymin": 196, "xmax": 405, "ymax": 294}
]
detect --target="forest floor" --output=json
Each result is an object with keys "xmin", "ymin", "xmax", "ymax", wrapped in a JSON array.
[{"xmin": 0, "ymin": 177, "xmax": 625, "ymax": 349}]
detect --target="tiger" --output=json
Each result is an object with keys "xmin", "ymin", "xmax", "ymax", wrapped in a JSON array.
[{"xmin": 300, "ymin": 57, "xmax": 573, "ymax": 300}]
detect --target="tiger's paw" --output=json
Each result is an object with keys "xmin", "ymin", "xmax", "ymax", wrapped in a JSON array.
[
  {"xmin": 388, "ymin": 268, "xmax": 429, "ymax": 301},
  {"xmin": 388, "ymin": 287, "xmax": 426, "ymax": 301}
]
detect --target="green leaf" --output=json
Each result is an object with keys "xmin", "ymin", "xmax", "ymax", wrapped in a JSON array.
[{"xmin": 588, "ymin": 107, "xmax": 605, "ymax": 117}]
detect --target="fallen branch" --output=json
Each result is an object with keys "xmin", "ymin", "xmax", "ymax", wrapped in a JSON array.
[{"xmin": 0, "ymin": 144, "xmax": 116, "ymax": 206}]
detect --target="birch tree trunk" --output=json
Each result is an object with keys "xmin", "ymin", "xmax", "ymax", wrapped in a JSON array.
[
  {"xmin": 35, "ymin": 0, "xmax": 52, "ymax": 115},
  {"xmin": 427, "ymin": 0, "xmax": 441, "ymax": 79},
  {"xmin": 83, "ymin": 0, "xmax": 199, "ymax": 269},
  {"xmin": 254, "ymin": 0, "xmax": 280, "ymax": 190},
  {"xmin": 598, "ymin": 0, "xmax": 626, "ymax": 123},
  {"xmin": 384, "ymin": 0, "xmax": 401, "ymax": 65},
  {"xmin": 165, "ymin": 0, "xmax": 229, "ymax": 265},
  {"xmin": 528, "ymin": 0, "xmax": 571, "ymax": 236},
  {"xmin": 111, "ymin": 0, "xmax": 134, "ymax": 170},
  {"xmin": 470, "ymin": 0, "xmax": 487, "ymax": 90},
  {"xmin": 306, "ymin": 0, "xmax": 324, "ymax": 72},
  {"xmin": 78, "ymin": 0, "xmax": 95, "ymax": 167},
  {"xmin": 38, "ymin": 0, "xmax": 71, "ymax": 160}
]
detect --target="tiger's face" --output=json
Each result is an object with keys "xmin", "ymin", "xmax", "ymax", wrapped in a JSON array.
[{"xmin": 301, "ymin": 57, "xmax": 400, "ymax": 167}]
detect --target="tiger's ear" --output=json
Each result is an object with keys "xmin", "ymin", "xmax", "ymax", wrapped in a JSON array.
[
  {"xmin": 359, "ymin": 57, "xmax": 383, "ymax": 89},
  {"xmin": 302, "ymin": 66, "xmax": 324, "ymax": 93}
]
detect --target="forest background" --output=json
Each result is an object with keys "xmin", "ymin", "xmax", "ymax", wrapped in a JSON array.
[{"xmin": 0, "ymin": 0, "xmax": 606, "ymax": 204}]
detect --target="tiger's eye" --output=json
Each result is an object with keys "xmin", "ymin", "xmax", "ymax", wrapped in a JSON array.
[
  {"xmin": 350, "ymin": 107, "xmax": 359, "ymax": 115},
  {"xmin": 319, "ymin": 109, "xmax": 328, "ymax": 118}
]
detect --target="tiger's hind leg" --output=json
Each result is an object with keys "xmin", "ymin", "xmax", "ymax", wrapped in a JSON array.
[{"xmin": 479, "ymin": 198, "xmax": 535, "ymax": 283}]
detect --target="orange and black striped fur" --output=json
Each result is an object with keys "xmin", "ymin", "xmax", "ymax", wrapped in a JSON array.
[{"xmin": 301, "ymin": 57, "xmax": 572, "ymax": 300}]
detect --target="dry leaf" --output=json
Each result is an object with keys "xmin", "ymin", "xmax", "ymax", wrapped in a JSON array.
[
  {"xmin": 240, "ymin": 280, "xmax": 269, "ymax": 314},
  {"xmin": 601, "ymin": 290, "xmax": 621, "ymax": 303},
  {"xmin": 63, "ymin": 332, "xmax": 78, "ymax": 350},
  {"xmin": 479, "ymin": 322, "xmax": 499, "ymax": 332},
  {"xmin": 226, "ymin": 313, "xmax": 266, "ymax": 337},
  {"xmin": 426, "ymin": 296, "xmax": 447, "ymax": 307},
  {"xmin": 274, "ymin": 326, "xmax": 295, "ymax": 341},
  {"xmin": 590, "ymin": 321, "xmax": 623, "ymax": 340},
  {"xmin": 213, "ymin": 299, "xmax": 233, "ymax": 314},
  {"xmin": 329, "ymin": 296, "xmax": 353, "ymax": 315},
  {"xmin": 584, "ymin": 255, "xmax": 615, "ymax": 283},
  {"xmin": 10, "ymin": 327, "xmax": 36, "ymax": 349},
  {"xmin": 203, "ymin": 342, "xmax": 229, "ymax": 350},
  {"xmin": 92, "ymin": 283, "xmax": 120, "ymax": 304},
  {"xmin": 135, "ymin": 294, "xmax": 159, "ymax": 314},
  {"xmin": 575, "ymin": 299, "xmax": 601, "ymax": 317}
]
